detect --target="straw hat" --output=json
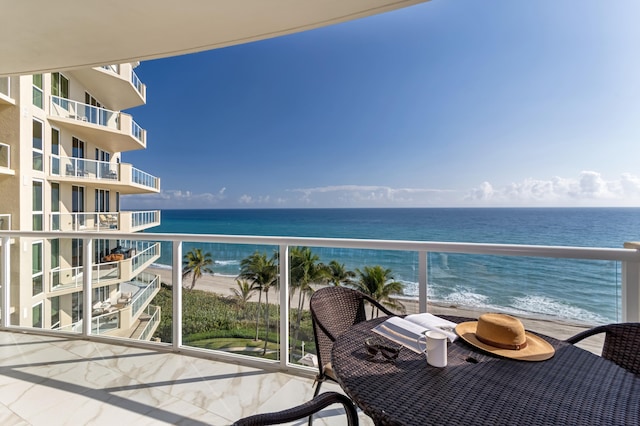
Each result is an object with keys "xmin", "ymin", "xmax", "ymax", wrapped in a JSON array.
[{"xmin": 455, "ymin": 313, "xmax": 555, "ymax": 361}]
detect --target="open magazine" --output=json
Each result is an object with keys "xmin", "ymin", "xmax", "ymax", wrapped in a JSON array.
[{"xmin": 372, "ymin": 313, "xmax": 458, "ymax": 353}]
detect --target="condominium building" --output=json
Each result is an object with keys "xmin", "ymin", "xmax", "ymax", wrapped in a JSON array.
[{"xmin": 0, "ymin": 64, "xmax": 162, "ymax": 339}]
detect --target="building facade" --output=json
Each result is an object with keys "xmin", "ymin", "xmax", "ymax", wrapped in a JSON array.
[{"xmin": 0, "ymin": 64, "xmax": 162, "ymax": 339}]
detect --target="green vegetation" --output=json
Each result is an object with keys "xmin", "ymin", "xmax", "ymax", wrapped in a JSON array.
[{"xmin": 151, "ymin": 246, "xmax": 404, "ymax": 362}]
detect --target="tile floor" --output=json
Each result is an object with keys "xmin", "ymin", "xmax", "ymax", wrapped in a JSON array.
[{"xmin": 0, "ymin": 331, "xmax": 373, "ymax": 425}]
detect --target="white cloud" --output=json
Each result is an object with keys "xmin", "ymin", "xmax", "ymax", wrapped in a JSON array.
[
  {"xmin": 122, "ymin": 172, "xmax": 640, "ymax": 209},
  {"xmin": 466, "ymin": 171, "xmax": 640, "ymax": 206}
]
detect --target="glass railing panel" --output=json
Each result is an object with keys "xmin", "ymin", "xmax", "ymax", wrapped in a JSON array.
[
  {"xmin": 0, "ymin": 143, "xmax": 9, "ymax": 169},
  {"xmin": 50, "ymin": 96, "xmax": 119, "ymax": 130},
  {"xmin": 131, "ymin": 120, "xmax": 144, "ymax": 142},
  {"xmin": 139, "ymin": 305, "xmax": 160, "ymax": 341},
  {"xmin": 131, "ymin": 210, "xmax": 159, "ymax": 228},
  {"xmin": 131, "ymin": 69, "xmax": 144, "ymax": 96},
  {"xmin": 55, "ymin": 156, "xmax": 119, "ymax": 180},
  {"xmin": 91, "ymin": 311, "xmax": 120, "ymax": 335},
  {"xmin": 131, "ymin": 167, "xmax": 158, "ymax": 190}
]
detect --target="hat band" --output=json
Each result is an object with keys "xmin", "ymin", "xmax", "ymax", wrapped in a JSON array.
[{"xmin": 476, "ymin": 334, "xmax": 528, "ymax": 351}]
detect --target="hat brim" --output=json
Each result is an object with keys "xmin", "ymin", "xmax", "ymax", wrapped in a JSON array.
[{"xmin": 455, "ymin": 321, "xmax": 555, "ymax": 362}]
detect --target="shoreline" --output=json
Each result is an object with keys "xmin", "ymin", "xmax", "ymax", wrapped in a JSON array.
[{"xmin": 146, "ymin": 265, "xmax": 603, "ymax": 354}]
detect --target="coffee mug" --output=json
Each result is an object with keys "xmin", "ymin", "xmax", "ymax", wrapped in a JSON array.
[{"xmin": 417, "ymin": 330, "xmax": 448, "ymax": 367}]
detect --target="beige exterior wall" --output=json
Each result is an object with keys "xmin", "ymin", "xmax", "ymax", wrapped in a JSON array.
[{"xmin": 0, "ymin": 65, "xmax": 160, "ymax": 334}]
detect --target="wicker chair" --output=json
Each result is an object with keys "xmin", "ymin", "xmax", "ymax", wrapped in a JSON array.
[
  {"xmin": 310, "ymin": 287, "xmax": 396, "ymax": 399},
  {"xmin": 232, "ymin": 391, "xmax": 359, "ymax": 426},
  {"xmin": 566, "ymin": 322, "xmax": 640, "ymax": 375}
]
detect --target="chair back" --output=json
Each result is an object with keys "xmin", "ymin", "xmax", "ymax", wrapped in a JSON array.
[
  {"xmin": 601, "ymin": 323, "xmax": 640, "ymax": 376},
  {"xmin": 310, "ymin": 287, "xmax": 389, "ymax": 374}
]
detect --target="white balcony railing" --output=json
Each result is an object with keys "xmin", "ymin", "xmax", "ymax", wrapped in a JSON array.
[
  {"xmin": 130, "ymin": 69, "xmax": 144, "ymax": 97},
  {"xmin": 50, "ymin": 95, "xmax": 119, "ymax": 129},
  {"xmin": 0, "ymin": 143, "xmax": 11, "ymax": 170},
  {"xmin": 130, "ymin": 273, "xmax": 161, "ymax": 318},
  {"xmin": 138, "ymin": 305, "xmax": 161, "ymax": 341},
  {"xmin": 91, "ymin": 310, "xmax": 120, "ymax": 335},
  {"xmin": 131, "ymin": 210, "xmax": 160, "ymax": 229},
  {"xmin": 132, "ymin": 166, "xmax": 160, "ymax": 189},
  {"xmin": 1, "ymin": 230, "xmax": 639, "ymax": 376}
]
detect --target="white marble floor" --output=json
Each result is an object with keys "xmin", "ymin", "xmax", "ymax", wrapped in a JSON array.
[{"xmin": 0, "ymin": 331, "xmax": 372, "ymax": 425}]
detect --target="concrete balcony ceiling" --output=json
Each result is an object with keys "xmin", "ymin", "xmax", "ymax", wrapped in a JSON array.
[{"xmin": 0, "ymin": 0, "xmax": 429, "ymax": 77}]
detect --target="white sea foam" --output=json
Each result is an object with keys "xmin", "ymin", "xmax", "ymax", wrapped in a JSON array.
[
  {"xmin": 215, "ymin": 259, "xmax": 240, "ymax": 266},
  {"xmin": 510, "ymin": 295, "xmax": 610, "ymax": 324}
]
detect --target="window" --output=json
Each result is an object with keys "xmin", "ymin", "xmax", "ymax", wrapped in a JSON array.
[
  {"xmin": 72, "ymin": 185, "xmax": 85, "ymax": 228},
  {"xmin": 32, "ymin": 242, "xmax": 43, "ymax": 296},
  {"xmin": 95, "ymin": 189, "xmax": 110, "ymax": 212},
  {"xmin": 51, "ymin": 183, "xmax": 60, "ymax": 230},
  {"xmin": 32, "ymin": 180, "xmax": 43, "ymax": 231},
  {"xmin": 93, "ymin": 286, "xmax": 109, "ymax": 304},
  {"xmin": 32, "ymin": 303, "xmax": 43, "ymax": 328},
  {"xmin": 32, "ymin": 74, "xmax": 43, "ymax": 108},
  {"xmin": 32, "ymin": 119, "xmax": 43, "ymax": 171},
  {"xmin": 85, "ymin": 92, "xmax": 103, "ymax": 125},
  {"xmin": 51, "ymin": 73, "xmax": 69, "ymax": 98},
  {"xmin": 51, "ymin": 297, "xmax": 60, "ymax": 329},
  {"xmin": 72, "ymin": 238, "xmax": 83, "ymax": 269},
  {"xmin": 51, "ymin": 128, "xmax": 60, "ymax": 175}
]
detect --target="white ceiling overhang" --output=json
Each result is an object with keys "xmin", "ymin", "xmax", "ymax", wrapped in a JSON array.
[{"xmin": 0, "ymin": 0, "xmax": 429, "ymax": 77}]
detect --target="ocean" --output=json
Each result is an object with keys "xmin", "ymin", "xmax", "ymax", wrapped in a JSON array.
[{"xmin": 148, "ymin": 208, "xmax": 640, "ymax": 324}]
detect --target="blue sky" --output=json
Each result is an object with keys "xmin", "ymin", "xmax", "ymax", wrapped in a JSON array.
[{"xmin": 122, "ymin": 0, "xmax": 640, "ymax": 209}]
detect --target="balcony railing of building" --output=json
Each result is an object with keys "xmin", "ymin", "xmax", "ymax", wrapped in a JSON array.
[
  {"xmin": 49, "ymin": 241, "xmax": 160, "ymax": 292},
  {"xmin": 2, "ymin": 230, "xmax": 639, "ymax": 376},
  {"xmin": 130, "ymin": 69, "xmax": 145, "ymax": 98},
  {"xmin": 0, "ymin": 143, "xmax": 11, "ymax": 171},
  {"xmin": 132, "ymin": 166, "xmax": 160, "ymax": 190},
  {"xmin": 50, "ymin": 210, "xmax": 160, "ymax": 232},
  {"xmin": 91, "ymin": 310, "xmax": 120, "ymax": 335},
  {"xmin": 130, "ymin": 273, "xmax": 161, "ymax": 318},
  {"xmin": 50, "ymin": 156, "xmax": 160, "ymax": 192},
  {"xmin": 138, "ymin": 305, "xmax": 161, "ymax": 341},
  {"xmin": 50, "ymin": 95, "xmax": 119, "ymax": 129}
]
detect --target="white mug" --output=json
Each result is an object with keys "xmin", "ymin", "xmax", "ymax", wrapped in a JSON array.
[{"xmin": 417, "ymin": 330, "xmax": 448, "ymax": 367}]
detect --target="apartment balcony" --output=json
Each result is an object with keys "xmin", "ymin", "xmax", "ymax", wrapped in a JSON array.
[
  {"xmin": 49, "ymin": 242, "xmax": 161, "ymax": 294},
  {"xmin": 0, "ymin": 143, "xmax": 15, "ymax": 177},
  {"xmin": 50, "ymin": 210, "xmax": 160, "ymax": 233},
  {"xmin": 0, "ymin": 76, "xmax": 14, "ymax": 105},
  {"xmin": 67, "ymin": 63, "xmax": 146, "ymax": 110},
  {"xmin": 48, "ymin": 96, "xmax": 147, "ymax": 152},
  {"xmin": 49, "ymin": 156, "xmax": 160, "ymax": 194},
  {"xmin": 1, "ymin": 230, "xmax": 638, "ymax": 424}
]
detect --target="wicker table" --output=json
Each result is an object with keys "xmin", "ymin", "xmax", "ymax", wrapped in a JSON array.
[{"xmin": 331, "ymin": 316, "xmax": 640, "ymax": 425}]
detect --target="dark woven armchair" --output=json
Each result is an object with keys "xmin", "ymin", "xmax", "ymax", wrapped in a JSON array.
[
  {"xmin": 232, "ymin": 391, "xmax": 358, "ymax": 426},
  {"xmin": 310, "ymin": 287, "xmax": 396, "ymax": 399},
  {"xmin": 566, "ymin": 322, "xmax": 640, "ymax": 375}
]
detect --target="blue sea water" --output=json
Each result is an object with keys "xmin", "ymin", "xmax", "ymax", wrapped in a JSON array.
[{"xmin": 148, "ymin": 208, "xmax": 640, "ymax": 324}]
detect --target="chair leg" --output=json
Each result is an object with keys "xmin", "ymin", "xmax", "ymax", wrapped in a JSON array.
[{"xmin": 309, "ymin": 376, "xmax": 324, "ymax": 425}]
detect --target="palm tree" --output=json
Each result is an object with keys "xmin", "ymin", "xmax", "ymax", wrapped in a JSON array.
[
  {"xmin": 239, "ymin": 251, "xmax": 278, "ymax": 353},
  {"xmin": 327, "ymin": 260, "xmax": 355, "ymax": 287},
  {"xmin": 290, "ymin": 247, "xmax": 329, "ymax": 351},
  {"xmin": 355, "ymin": 265, "xmax": 405, "ymax": 316},
  {"xmin": 182, "ymin": 248, "xmax": 214, "ymax": 291},
  {"xmin": 230, "ymin": 279, "xmax": 256, "ymax": 314}
]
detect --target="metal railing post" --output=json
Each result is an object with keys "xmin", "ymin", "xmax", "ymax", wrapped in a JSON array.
[
  {"xmin": 419, "ymin": 250, "xmax": 428, "ymax": 313},
  {"xmin": 279, "ymin": 244, "xmax": 290, "ymax": 368},
  {"xmin": 622, "ymin": 242, "xmax": 640, "ymax": 322},
  {"xmin": 82, "ymin": 237, "xmax": 93, "ymax": 336},
  {"xmin": 172, "ymin": 240, "xmax": 182, "ymax": 350}
]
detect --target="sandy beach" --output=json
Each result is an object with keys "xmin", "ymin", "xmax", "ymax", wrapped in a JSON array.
[{"xmin": 147, "ymin": 265, "xmax": 603, "ymax": 354}]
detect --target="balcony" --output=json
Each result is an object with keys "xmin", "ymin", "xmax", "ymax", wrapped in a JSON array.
[
  {"xmin": 49, "ymin": 242, "xmax": 161, "ymax": 293},
  {"xmin": 50, "ymin": 210, "xmax": 160, "ymax": 233},
  {"xmin": 0, "ymin": 76, "xmax": 14, "ymax": 105},
  {"xmin": 67, "ymin": 63, "xmax": 146, "ymax": 110},
  {"xmin": 1, "ymin": 230, "xmax": 638, "ymax": 423},
  {"xmin": 0, "ymin": 143, "xmax": 15, "ymax": 176},
  {"xmin": 48, "ymin": 96, "xmax": 147, "ymax": 152},
  {"xmin": 50, "ymin": 156, "xmax": 160, "ymax": 194}
]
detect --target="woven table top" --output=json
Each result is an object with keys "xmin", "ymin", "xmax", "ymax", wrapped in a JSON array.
[{"xmin": 331, "ymin": 316, "xmax": 640, "ymax": 426}]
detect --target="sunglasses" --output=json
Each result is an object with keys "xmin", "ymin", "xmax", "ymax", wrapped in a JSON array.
[{"xmin": 364, "ymin": 337, "xmax": 402, "ymax": 362}]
